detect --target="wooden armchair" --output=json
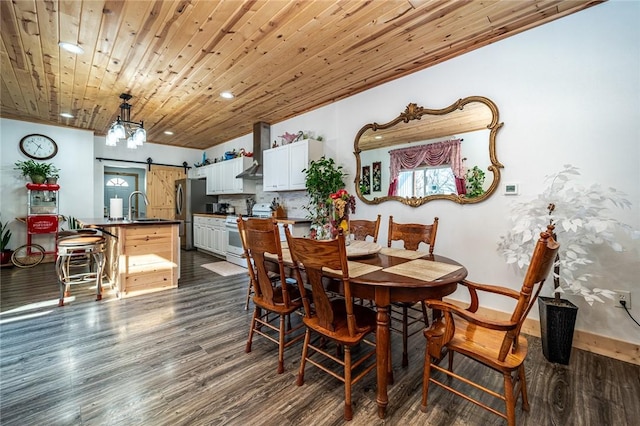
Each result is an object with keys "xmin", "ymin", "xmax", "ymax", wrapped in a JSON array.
[
  {"xmin": 285, "ymin": 227, "xmax": 380, "ymax": 421},
  {"xmin": 421, "ymin": 229, "xmax": 559, "ymax": 425},
  {"xmin": 349, "ymin": 214, "xmax": 381, "ymax": 242},
  {"xmin": 387, "ymin": 215, "xmax": 439, "ymax": 367},
  {"xmin": 239, "ymin": 217, "xmax": 304, "ymax": 374}
]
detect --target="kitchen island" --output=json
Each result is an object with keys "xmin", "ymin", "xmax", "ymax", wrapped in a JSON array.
[{"xmin": 78, "ymin": 218, "xmax": 181, "ymax": 298}]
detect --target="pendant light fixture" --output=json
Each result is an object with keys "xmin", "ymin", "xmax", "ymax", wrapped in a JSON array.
[{"xmin": 106, "ymin": 93, "xmax": 146, "ymax": 148}]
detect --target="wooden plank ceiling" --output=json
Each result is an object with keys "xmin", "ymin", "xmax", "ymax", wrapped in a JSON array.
[{"xmin": 0, "ymin": 0, "xmax": 603, "ymax": 150}]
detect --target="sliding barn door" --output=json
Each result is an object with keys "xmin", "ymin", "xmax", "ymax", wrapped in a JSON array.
[{"xmin": 146, "ymin": 166, "xmax": 186, "ymax": 219}]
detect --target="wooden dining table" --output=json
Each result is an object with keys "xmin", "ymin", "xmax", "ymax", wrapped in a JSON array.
[{"xmin": 272, "ymin": 240, "xmax": 468, "ymax": 419}]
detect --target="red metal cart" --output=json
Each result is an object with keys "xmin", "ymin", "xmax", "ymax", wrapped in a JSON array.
[{"xmin": 12, "ymin": 183, "xmax": 60, "ymax": 267}]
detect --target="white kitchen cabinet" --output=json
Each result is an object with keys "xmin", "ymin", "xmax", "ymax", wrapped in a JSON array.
[
  {"xmin": 193, "ymin": 216, "xmax": 227, "ymax": 256},
  {"xmin": 188, "ymin": 165, "xmax": 208, "ymax": 180},
  {"xmin": 206, "ymin": 163, "xmax": 223, "ymax": 194},
  {"xmin": 263, "ymin": 145, "xmax": 289, "ymax": 191},
  {"xmin": 263, "ymin": 139, "xmax": 323, "ymax": 191},
  {"xmin": 205, "ymin": 157, "xmax": 255, "ymax": 195}
]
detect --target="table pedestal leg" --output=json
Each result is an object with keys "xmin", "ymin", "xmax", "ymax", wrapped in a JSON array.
[{"xmin": 376, "ymin": 303, "xmax": 390, "ymax": 418}]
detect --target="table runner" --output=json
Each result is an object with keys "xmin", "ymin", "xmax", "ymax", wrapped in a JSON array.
[
  {"xmin": 382, "ymin": 258, "xmax": 463, "ymax": 281},
  {"xmin": 380, "ymin": 247, "xmax": 425, "ymax": 260}
]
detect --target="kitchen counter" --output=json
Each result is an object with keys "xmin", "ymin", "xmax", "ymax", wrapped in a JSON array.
[
  {"xmin": 193, "ymin": 213, "xmax": 311, "ymax": 225},
  {"xmin": 78, "ymin": 218, "xmax": 180, "ymax": 298}
]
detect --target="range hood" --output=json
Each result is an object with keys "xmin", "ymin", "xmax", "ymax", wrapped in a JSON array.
[{"xmin": 236, "ymin": 121, "xmax": 270, "ymax": 180}]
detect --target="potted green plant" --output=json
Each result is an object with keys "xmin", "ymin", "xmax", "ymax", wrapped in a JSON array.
[
  {"xmin": 498, "ymin": 164, "xmax": 637, "ymax": 363},
  {"xmin": 14, "ymin": 160, "xmax": 59, "ymax": 184},
  {"xmin": 303, "ymin": 156, "xmax": 348, "ymax": 239},
  {"xmin": 46, "ymin": 166, "xmax": 60, "ymax": 184},
  {"xmin": 1, "ymin": 217, "xmax": 13, "ymax": 266}
]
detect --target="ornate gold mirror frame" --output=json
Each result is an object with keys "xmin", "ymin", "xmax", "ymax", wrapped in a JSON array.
[{"xmin": 354, "ymin": 96, "xmax": 503, "ymax": 207}]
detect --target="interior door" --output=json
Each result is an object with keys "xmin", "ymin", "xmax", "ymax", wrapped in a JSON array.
[{"xmin": 147, "ymin": 166, "xmax": 186, "ymax": 219}]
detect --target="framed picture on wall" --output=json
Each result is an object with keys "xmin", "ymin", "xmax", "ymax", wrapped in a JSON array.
[
  {"xmin": 361, "ymin": 165, "xmax": 371, "ymax": 195},
  {"xmin": 372, "ymin": 161, "xmax": 381, "ymax": 192}
]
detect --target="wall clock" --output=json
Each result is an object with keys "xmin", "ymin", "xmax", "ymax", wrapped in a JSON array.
[{"xmin": 19, "ymin": 134, "xmax": 58, "ymax": 160}]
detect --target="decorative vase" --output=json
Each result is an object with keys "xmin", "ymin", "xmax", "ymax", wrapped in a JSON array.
[
  {"xmin": 46, "ymin": 177, "xmax": 58, "ymax": 184},
  {"xmin": 538, "ymin": 296, "xmax": 578, "ymax": 365}
]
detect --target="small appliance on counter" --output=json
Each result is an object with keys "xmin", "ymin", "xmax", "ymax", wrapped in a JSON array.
[
  {"xmin": 251, "ymin": 203, "xmax": 274, "ymax": 218},
  {"xmin": 205, "ymin": 203, "xmax": 219, "ymax": 214},
  {"xmin": 217, "ymin": 203, "xmax": 230, "ymax": 214}
]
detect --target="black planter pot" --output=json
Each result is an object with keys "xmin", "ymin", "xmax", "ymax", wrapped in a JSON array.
[{"xmin": 538, "ymin": 296, "xmax": 578, "ymax": 365}]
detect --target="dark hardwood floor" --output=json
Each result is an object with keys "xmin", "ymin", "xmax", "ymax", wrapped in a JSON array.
[{"xmin": 1, "ymin": 250, "xmax": 638, "ymax": 425}]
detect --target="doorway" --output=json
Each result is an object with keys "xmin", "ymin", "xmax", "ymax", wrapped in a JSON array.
[{"xmin": 104, "ymin": 167, "xmax": 146, "ymax": 218}]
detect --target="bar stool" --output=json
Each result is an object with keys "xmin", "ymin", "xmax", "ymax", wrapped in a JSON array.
[{"xmin": 56, "ymin": 233, "xmax": 106, "ymax": 306}]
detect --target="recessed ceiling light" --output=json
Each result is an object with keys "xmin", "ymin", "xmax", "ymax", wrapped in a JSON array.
[
  {"xmin": 58, "ymin": 42, "xmax": 84, "ymax": 54},
  {"xmin": 374, "ymin": 135, "xmax": 383, "ymax": 140},
  {"xmin": 60, "ymin": 112, "xmax": 74, "ymax": 118},
  {"xmin": 220, "ymin": 91, "xmax": 234, "ymax": 99},
  {"xmin": 164, "ymin": 131, "xmax": 174, "ymax": 135}
]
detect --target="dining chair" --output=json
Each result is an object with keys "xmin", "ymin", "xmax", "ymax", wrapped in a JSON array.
[
  {"xmin": 285, "ymin": 226, "xmax": 380, "ymax": 421},
  {"xmin": 349, "ymin": 214, "xmax": 381, "ymax": 242},
  {"xmin": 387, "ymin": 215, "xmax": 439, "ymax": 367},
  {"xmin": 239, "ymin": 217, "xmax": 305, "ymax": 374},
  {"xmin": 421, "ymin": 228, "xmax": 559, "ymax": 426}
]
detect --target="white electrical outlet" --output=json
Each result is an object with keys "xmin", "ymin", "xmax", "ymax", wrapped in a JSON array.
[{"xmin": 614, "ymin": 290, "xmax": 631, "ymax": 309}]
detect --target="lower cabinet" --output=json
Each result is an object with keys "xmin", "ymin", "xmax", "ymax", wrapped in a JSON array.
[{"xmin": 193, "ymin": 216, "xmax": 227, "ymax": 256}]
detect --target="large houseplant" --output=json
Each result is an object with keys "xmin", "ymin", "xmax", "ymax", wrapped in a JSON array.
[
  {"xmin": 14, "ymin": 160, "xmax": 60, "ymax": 184},
  {"xmin": 303, "ymin": 156, "xmax": 348, "ymax": 239},
  {"xmin": 498, "ymin": 164, "xmax": 637, "ymax": 363}
]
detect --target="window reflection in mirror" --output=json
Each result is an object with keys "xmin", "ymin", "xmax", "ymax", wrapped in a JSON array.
[{"xmin": 354, "ymin": 97, "xmax": 503, "ymax": 207}]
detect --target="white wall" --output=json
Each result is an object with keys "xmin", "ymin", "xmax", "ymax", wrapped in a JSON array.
[
  {"xmin": 1, "ymin": 1, "xmax": 637, "ymax": 343},
  {"xmin": 0, "ymin": 118, "xmax": 202, "ymax": 249},
  {"xmin": 217, "ymin": 1, "xmax": 640, "ymax": 343}
]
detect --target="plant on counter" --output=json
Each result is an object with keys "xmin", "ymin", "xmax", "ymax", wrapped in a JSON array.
[
  {"xmin": 497, "ymin": 164, "xmax": 638, "ymax": 304},
  {"xmin": 304, "ymin": 156, "xmax": 347, "ymax": 239},
  {"xmin": 14, "ymin": 160, "xmax": 60, "ymax": 184}
]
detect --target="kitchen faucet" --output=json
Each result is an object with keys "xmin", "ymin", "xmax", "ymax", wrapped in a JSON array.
[{"xmin": 128, "ymin": 191, "xmax": 149, "ymax": 221}]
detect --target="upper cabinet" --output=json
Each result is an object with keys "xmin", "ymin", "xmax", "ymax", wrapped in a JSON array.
[
  {"xmin": 205, "ymin": 157, "xmax": 256, "ymax": 195},
  {"xmin": 263, "ymin": 139, "xmax": 323, "ymax": 191}
]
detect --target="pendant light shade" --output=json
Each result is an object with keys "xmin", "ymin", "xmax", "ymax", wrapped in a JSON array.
[{"xmin": 106, "ymin": 94, "xmax": 146, "ymax": 148}]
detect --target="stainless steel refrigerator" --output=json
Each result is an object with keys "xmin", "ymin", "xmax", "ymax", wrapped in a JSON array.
[{"xmin": 175, "ymin": 179, "xmax": 216, "ymax": 250}]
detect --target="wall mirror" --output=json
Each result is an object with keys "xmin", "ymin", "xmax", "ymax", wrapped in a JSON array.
[{"xmin": 354, "ymin": 96, "xmax": 503, "ymax": 207}]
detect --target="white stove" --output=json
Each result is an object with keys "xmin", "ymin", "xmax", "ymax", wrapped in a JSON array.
[{"xmin": 225, "ymin": 203, "xmax": 273, "ymax": 266}]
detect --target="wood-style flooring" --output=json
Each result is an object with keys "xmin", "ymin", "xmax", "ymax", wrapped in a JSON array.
[{"xmin": 1, "ymin": 250, "xmax": 639, "ymax": 425}]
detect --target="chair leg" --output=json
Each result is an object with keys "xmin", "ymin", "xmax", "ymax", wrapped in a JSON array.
[
  {"xmin": 297, "ymin": 329, "xmax": 311, "ymax": 386},
  {"xmin": 277, "ymin": 314, "xmax": 286, "ymax": 374},
  {"xmin": 519, "ymin": 364, "xmax": 530, "ymax": 411},
  {"xmin": 402, "ymin": 306, "xmax": 409, "ymax": 367},
  {"xmin": 503, "ymin": 371, "xmax": 516, "ymax": 426},
  {"xmin": 244, "ymin": 281, "xmax": 252, "ymax": 310},
  {"xmin": 344, "ymin": 345, "xmax": 353, "ymax": 421},
  {"xmin": 245, "ymin": 308, "xmax": 259, "ymax": 353},
  {"xmin": 420, "ymin": 349, "xmax": 432, "ymax": 412}
]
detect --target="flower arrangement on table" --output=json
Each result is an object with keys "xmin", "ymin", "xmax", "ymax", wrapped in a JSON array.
[{"xmin": 328, "ymin": 189, "xmax": 356, "ymax": 238}]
